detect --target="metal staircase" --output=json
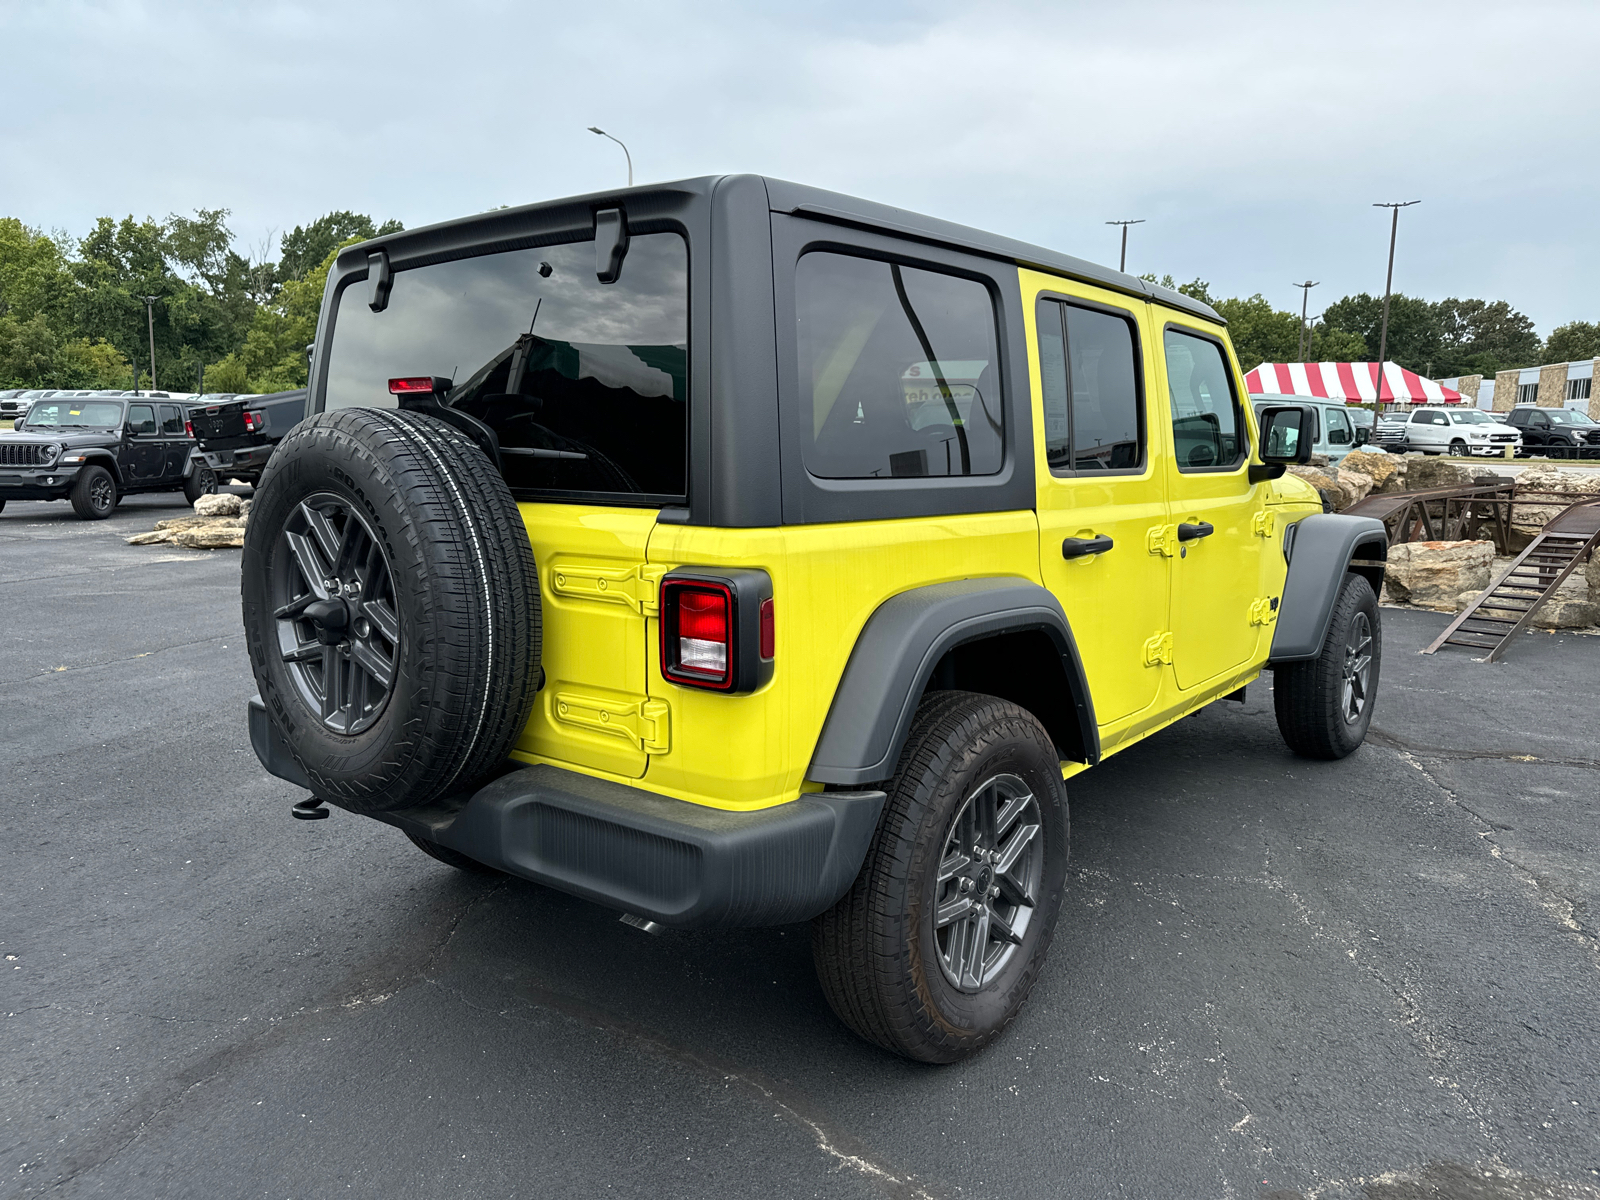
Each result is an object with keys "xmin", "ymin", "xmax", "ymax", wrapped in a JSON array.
[{"xmin": 1423, "ymin": 498, "xmax": 1600, "ymax": 662}]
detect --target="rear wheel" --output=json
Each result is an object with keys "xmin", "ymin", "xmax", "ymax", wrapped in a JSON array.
[
  {"xmin": 70, "ymin": 465, "xmax": 117, "ymax": 519},
  {"xmin": 241, "ymin": 408, "xmax": 541, "ymax": 815},
  {"xmin": 1273, "ymin": 573, "xmax": 1381, "ymax": 760},
  {"xmin": 813, "ymin": 691, "xmax": 1069, "ymax": 1063},
  {"xmin": 183, "ymin": 465, "xmax": 217, "ymax": 503}
]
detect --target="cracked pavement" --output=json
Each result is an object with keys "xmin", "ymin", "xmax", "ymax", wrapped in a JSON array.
[{"xmin": 4, "ymin": 495, "xmax": 1600, "ymax": 1199}]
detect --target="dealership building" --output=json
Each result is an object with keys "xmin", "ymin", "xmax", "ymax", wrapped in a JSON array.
[{"xmin": 1440, "ymin": 359, "xmax": 1598, "ymax": 418}]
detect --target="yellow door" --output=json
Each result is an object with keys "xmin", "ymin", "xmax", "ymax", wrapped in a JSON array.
[
  {"xmin": 1024, "ymin": 271, "xmax": 1169, "ymax": 729},
  {"xmin": 1156, "ymin": 320, "xmax": 1266, "ymax": 691},
  {"xmin": 512, "ymin": 503, "xmax": 662, "ymax": 779}
]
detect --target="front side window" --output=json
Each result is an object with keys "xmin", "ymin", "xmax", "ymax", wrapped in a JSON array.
[
  {"xmin": 1326, "ymin": 407, "xmax": 1352, "ymax": 445},
  {"xmin": 1036, "ymin": 298, "xmax": 1142, "ymax": 473},
  {"xmin": 1163, "ymin": 329, "xmax": 1243, "ymax": 471},
  {"xmin": 795, "ymin": 252, "xmax": 1003, "ymax": 479},
  {"xmin": 127, "ymin": 404, "xmax": 156, "ymax": 434},
  {"xmin": 324, "ymin": 232, "xmax": 689, "ymax": 501}
]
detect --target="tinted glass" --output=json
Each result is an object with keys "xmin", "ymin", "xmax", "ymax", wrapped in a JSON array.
[
  {"xmin": 128, "ymin": 404, "xmax": 156, "ymax": 433},
  {"xmin": 1325, "ymin": 407, "xmax": 1352, "ymax": 445},
  {"xmin": 796, "ymin": 252, "xmax": 1002, "ymax": 479},
  {"xmin": 160, "ymin": 405, "xmax": 184, "ymax": 434},
  {"xmin": 1036, "ymin": 299, "xmax": 1142, "ymax": 473},
  {"xmin": 20, "ymin": 401, "xmax": 125, "ymax": 428},
  {"xmin": 1163, "ymin": 330, "xmax": 1242, "ymax": 470},
  {"xmin": 325, "ymin": 233, "xmax": 689, "ymax": 501}
]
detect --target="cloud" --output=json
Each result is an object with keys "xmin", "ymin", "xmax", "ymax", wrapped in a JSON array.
[{"xmin": 4, "ymin": 0, "xmax": 1598, "ymax": 332}]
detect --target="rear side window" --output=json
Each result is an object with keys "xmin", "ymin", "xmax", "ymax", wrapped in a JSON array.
[
  {"xmin": 1163, "ymin": 329, "xmax": 1243, "ymax": 471},
  {"xmin": 324, "ymin": 233, "xmax": 689, "ymax": 502},
  {"xmin": 1035, "ymin": 299, "xmax": 1143, "ymax": 473},
  {"xmin": 795, "ymin": 252, "xmax": 1002, "ymax": 479},
  {"xmin": 160, "ymin": 405, "xmax": 184, "ymax": 434}
]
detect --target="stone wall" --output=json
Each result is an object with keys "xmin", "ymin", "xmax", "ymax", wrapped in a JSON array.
[
  {"xmin": 1538, "ymin": 362, "xmax": 1569, "ymax": 408},
  {"xmin": 1491, "ymin": 369, "xmax": 1518, "ymax": 411},
  {"xmin": 1453, "ymin": 374, "xmax": 1483, "ymax": 407}
]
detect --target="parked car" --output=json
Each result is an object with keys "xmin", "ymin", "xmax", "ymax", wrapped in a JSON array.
[
  {"xmin": 2, "ymin": 389, "xmax": 55, "ymax": 423},
  {"xmin": 241, "ymin": 175, "xmax": 1386, "ymax": 1062},
  {"xmin": 0, "ymin": 394, "xmax": 216, "ymax": 518},
  {"xmin": 1385, "ymin": 406, "xmax": 1520, "ymax": 457},
  {"xmin": 1503, "ymin": 404, "xmax": 1600, "ymax": 459},
  {"xmin": 1250, "ymin": 394, "xmax": 1363, "ymax": 462},
  {"xmin": 188, "ymin": 389, "xmax": 307, "ymax": 487}
]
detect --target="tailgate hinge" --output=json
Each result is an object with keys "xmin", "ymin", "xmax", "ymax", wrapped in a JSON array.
[
  {"xmin": 553, "ymin": 692, "xmax": 671, "ymax": 753},
  {"xmin": 1141, "ymin": 631, "xmax": 1174, "ymax": 666},
  {"xmin": 550, "ymin": 562, "xmax": 670, "ymax": 616}
]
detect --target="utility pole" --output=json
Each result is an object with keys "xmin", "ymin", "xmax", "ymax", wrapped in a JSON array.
[
  {"xmin": 141, "ymin": 295, "xmax": 159, "ymax": 392},
  {"xmin": 1292, "ymin": 280, "xmax": 1319, "ymax": 360},
  {"xmin": 1372, "ymin": 201, "xmax": 1419, "ymax": 408},
  {"xmin": 1105, "ymin": 219, "xmax": 1144, "ymax": 273},
  {"xmin": 587, "ymin": 127, "xmax": 633, "ymax": 187}
]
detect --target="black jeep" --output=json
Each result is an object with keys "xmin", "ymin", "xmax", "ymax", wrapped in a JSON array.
[{"xmin": 0, "ymin": 395, "xmax": 217, "ymax": 519}]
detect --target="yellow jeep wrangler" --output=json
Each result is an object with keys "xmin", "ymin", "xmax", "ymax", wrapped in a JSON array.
[{"xmin": 242, "ymin": 176, "xmax": 1386, "ymax": 1062}]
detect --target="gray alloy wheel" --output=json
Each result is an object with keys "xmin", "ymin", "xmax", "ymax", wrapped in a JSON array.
[
  {"xmin": 271, "ymin": 492, "xmax": 402, "ymax": 736},
  {"xmin": 1340, "ymin": 610, "xmax": 1374, "ymax": 725},
  {"xmin": 934, "ymin": 772, "xmax": 1044, "ymax": 993}
]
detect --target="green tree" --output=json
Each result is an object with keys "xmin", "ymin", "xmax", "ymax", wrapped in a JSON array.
[
  {"xmin": 205, "ymin": 239, "xmax": 351, "ymax": 393},
  {"xmin": 279, "ymin": 212, "xmax": 402, "ymax": 283},
  {"xmin": 1209, "ymin": 294, "xmax": 1301, "ymax": 372},
  {"xmin": 1544, "ymin": 321, "xmax": 1600, "ymax": 364},
  {"xmin": 1320, "ymin": 293, "xmax": 1442, "ymax": 373},
  {"xmin": 1432, "ymin": 297, "xmax": 1540, "ymax": 377},
  {"xmin": 0, "ymin": 219, "xmax": 75, "ymax": 326}
]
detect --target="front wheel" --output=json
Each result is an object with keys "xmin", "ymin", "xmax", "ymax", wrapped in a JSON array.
[
  {"xmin": 812, "ymin": 691, "xmax": 1069, "ymax": 1063},
  {"xmin": 1273, "ymin": 572, "xmax": 1381, "ymax": 760},
  {"xmin": 70, "ymin": 465, "xmax": 117, "ymax": 519},
  {"xmin": 183, "ymin": 465, "xmax": 218, "ymax": 503},
  {"xmin": 1448, "ymin": 439, "xmax": 1467, "ymax": 457}
]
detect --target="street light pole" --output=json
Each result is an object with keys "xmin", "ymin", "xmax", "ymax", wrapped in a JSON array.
[
  {"xmin": 1292, "ymin": 280, "xmax": 1319, "ymax": 360},
  {"xmin": 587, "ymin": 127, "xmax": 633, "ymax": 187},
  {"xmin": 1372, "ymin": 201, "xmax": 1419, "ymax": 407},
  {"xmin": 1105, "ymin": 219, "xmax": 1144, "ymax": 273},
  {"xmin": 141, "ymin": 295, "xmax": 159, "ymax": 392}
]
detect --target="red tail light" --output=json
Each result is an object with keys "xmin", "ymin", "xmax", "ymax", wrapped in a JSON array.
[
  {"xmin": 664, "ymin": 583, "xmax": 732, "ymax": 686},
  {"xmin": 242, "ymin": 409, "xmax": 264, "ymax": 432},
  {"xmin": 659, "ymin": 570, "xmax": 775, "ymax": 694},
  {"xmin": 184, "ymin": 419, "xmax": 193, "ymax": 437},
  {"xmin": 388, "ymin": 377, "xmax": 436, "ymax": 394}
]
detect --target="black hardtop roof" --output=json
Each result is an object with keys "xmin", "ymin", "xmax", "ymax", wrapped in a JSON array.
[{"xmin": 343, "ymin": 175, "xmax": 1223, "ymax": 326}]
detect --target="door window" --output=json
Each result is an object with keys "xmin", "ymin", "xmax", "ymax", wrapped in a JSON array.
[
  {"xmin": 1036, "ymin": 299, "xmax": 1143, "ymax": 473},
  {"xmin": 795, "ymin": 252, "xmax": 1002, "ymax": 479},
  {"xmin": 160, "ymin": 405, "xmax": 184, "ymax": 434},
  {"xmin": 127, "ymin": 404, "xmax": 156, "ymax": 434},
  {"xmin": 1325, "ymin": 407, "xmax": 1352, "ymax": 446},
  {"xmin": 1163, "ymin": 330, "xmax": 1243, "ymax": 471}
]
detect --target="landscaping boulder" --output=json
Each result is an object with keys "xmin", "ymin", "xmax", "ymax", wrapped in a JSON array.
[
  {"xmin": 1341, "ymin": 449, "xmax": 1401, "ymax": 491},
  {"xmin": 1335, "ymin": 469, "xmax": 1375, "ymax": 509},
  {"xmin": 124, "ymin": 530, "xmax": 172, "ymax": 545},
  {"xmin": 1512, "ymin": 464, "xmax": 1600, "ymax": 537},
  {"xmin": 1287, "ymin": 464, "xmax": 1339, "ymax": 510},
  {"xmin": 1383, "ymin": 540, "xmax": 1495, "ymax": 608},
  {"xmin": 194, "ymin": 492, "xmax": 243, "ymax": 517},
  {"xmin": 1404, "ymin": 457, "xmax": 1470, "ymax": 491},
  {"xmin": 172, "ymin": 522, "xmax": 246, "ymax": 549}
]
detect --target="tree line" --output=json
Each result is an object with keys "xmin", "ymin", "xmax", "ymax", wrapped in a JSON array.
[
  {"xmin": 1144, "ymin": 274, "xmax": 1599, "ymax": 379},
  {"xmin": 0, "ymin": 210, "xmax": 401, "ymax": 394},
  {"xmin": 4, "ymin": 208, "xmax": 1598, "ymax": 393}
]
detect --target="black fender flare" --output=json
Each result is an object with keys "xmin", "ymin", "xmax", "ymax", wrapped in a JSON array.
[
  {"xmin": 183, "ymin": 449, "xmax": 209, "ymax": 478},
  {"xmin": 806, "ymin": 577, "xmax": 1098, "ymax": 787},
  {"xmin": 79, "ymin": 450, "xmax": 124, "ymax": 486},
  {"xmin": 1269, "ymin": 514, "xmax": 1388, "ymax": 663}
]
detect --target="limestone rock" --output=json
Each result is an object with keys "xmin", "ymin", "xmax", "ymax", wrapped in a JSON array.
[
  {"xmin": 1383, "ymin": 540, "xmax": 1495, "ymax": 606},
  {"xmin": 1336, "ymin": 470, "xmax": 1375, "ymax": 509},
  {"xmin": 1404, "ymin": 458, "xmax": 1470, "ymax": 490},
  {"xmin": 1341, "ymin": 450, "xmax": 1400, "ymax": 490},
  {"xmin": 125, "ymin": 530, "xmax": 172, "ymax": 545},
  {"xmin": 194, "ymin": 492, "xmax": 243, "ymax": 517},
  {"xmin": 172, "ymin": 524, "xmax": 246, "ymax": 549},
  {"xmin": 1588, "ymin": 550, "xmax": 1599, "ymax": 603},
  {"xmin": 1528, "ymin": 598, "xmax": 1600, "ymax": 630},
  {"xmin": 239, "ymin": 499, "xmax": 252, "ymax": 522},
  {"xmin": 1512, "ymin": 465, "xmax": 1600, "ymax": 536},
  {"xmin": 156, "ymin": 514, "xmax": 221, "ymax": 532},
  {"xmin": 1287, "ymin": 464, "xmax": 1340, "ymax": 510}
]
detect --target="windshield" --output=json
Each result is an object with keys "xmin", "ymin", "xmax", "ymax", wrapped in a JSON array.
[
  {"xmin": 1548, "ymin": 408, "xmax": 1595, "ymax": 425},
  {"xmin": 22, "ymin": 400, "xmax": 124, "ymax": 428},
  {"xmin": 1449, "ymin": 409, "xmax": 1494, "ymax": 424},
  {"xmin": 325, "ymin": 233, "xmax": 688, "ymax": 502}
]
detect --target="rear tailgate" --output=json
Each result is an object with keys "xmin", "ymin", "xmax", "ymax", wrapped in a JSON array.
[{"xmin": 191, "ymin": 391, "xmax": 308, "ymax": 453}]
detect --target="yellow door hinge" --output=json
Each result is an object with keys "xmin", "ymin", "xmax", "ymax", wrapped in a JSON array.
[
  {"xmin": 1248, "ymin": 597, "xmax": 1280, "ymax": 626},
  {"xmin": 1142, "ymin": 631, "xmax": 1174, "ymax": 666},
  {"xmin": 549, "ymin": 562, "xmax": 670, "ymax": 615},
  {"xmin": 1251, "ymin": 510, "xmax": 1277, "ymax": 537},
  {"xmin": 553, "ymin": 692, "xmax": 671, "ymax": 753},
  {"xmin": 1146, "ymin": 524, "xmax": 1178, "ymax": 557}
]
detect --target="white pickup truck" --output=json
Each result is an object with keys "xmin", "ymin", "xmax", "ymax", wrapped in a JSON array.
[{"xmin": 1381, "ymin": 406, "xmax": 1521, "ymax": 457}]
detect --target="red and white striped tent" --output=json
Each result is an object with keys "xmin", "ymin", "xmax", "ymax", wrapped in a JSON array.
[{"xmin": 1244, "ymin": 361, "xmax": 1463, "ymax": 405}]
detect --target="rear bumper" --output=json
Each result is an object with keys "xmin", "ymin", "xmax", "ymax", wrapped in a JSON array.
[
  {"xmin": 201, "ymin": 444, "xmax": 273, "ymax": 473},
  {"xmin": 247, "ymin": 696, "xmax": 884, "ymax": 929}
]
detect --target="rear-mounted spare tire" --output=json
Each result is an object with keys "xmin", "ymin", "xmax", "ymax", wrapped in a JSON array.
[{"xmin": 241, "ymin": 408, "xmax": 541, "ymax": 814}]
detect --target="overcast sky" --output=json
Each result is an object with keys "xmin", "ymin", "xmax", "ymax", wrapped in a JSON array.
[{"xmin": 5, "ymin": 0, "xmax": 1598, "ymax": 334}]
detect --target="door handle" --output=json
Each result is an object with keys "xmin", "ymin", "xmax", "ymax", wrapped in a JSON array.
[
  {"xmin": 1177, "ymin": 522, "xmax": 1214, "ymax": 542},
  {"xmin": 1061, "ymin": 535, "xmax": 1114, "ymax": 559}
]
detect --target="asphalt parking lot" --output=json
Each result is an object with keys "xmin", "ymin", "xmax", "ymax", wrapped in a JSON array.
[{"xmin": 5, "ymin": 495, "xmax": 1599, "ymax": 1200}]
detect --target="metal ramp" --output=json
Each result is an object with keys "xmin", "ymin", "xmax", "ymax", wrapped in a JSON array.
[{"xmin": 1423, "ymin": 498, "xmax": 1600, "ymax": 661}]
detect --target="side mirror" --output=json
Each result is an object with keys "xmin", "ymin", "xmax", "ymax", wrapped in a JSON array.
[
  {"xmin": 1354, "ymin": 426, "xmax": 1370, "ymax": 446},
  {"xmin": 1251, "ymin": 403, "xmax": 1315, "ymax": 482}
]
